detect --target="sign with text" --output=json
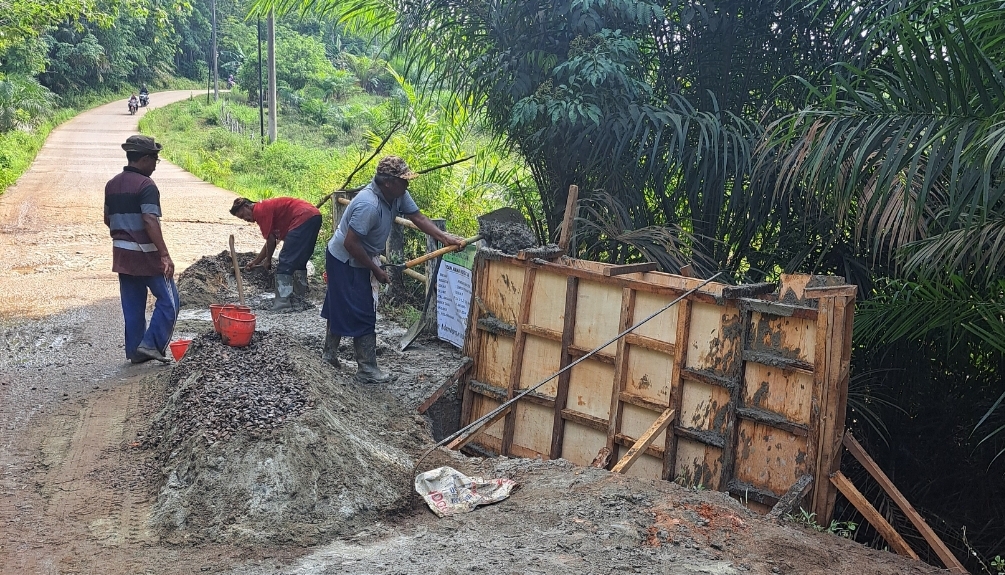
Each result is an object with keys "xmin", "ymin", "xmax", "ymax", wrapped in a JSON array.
[{"xmin": 436, "ymin": 245, "xmax": 476, "ymax": 348}]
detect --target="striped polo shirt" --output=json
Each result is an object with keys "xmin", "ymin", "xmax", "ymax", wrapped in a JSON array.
[{"xmin": 104, "ymin": 166, "xmax": 164, "ymax": 276}]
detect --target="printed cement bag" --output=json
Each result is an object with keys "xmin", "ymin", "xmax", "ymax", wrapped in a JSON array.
[{"xmin": 414, "ymin": 466, "xmax": 518, "ymax": 517}]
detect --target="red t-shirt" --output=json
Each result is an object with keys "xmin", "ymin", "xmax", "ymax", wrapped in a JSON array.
[{"xmin": 252, "ymin": 197, "xmax": 321, "ymax": 241}]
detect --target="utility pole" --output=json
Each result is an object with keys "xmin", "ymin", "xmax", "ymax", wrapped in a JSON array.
[
  {"xmin": 211, "ymin": 0, "xmax": 218, "ymax": 100},
  {"xmin": 257, "ymin": 18, "xmax": 265, "ymax": 145},
  {"xmin": 266, "ymin": 9, "xmax": 277, "ymax": 143}
]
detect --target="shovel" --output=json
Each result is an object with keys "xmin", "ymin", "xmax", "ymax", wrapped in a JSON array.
[{"xmin": 399, "ymin": 206, "xmax": 529, "ymax": 351}]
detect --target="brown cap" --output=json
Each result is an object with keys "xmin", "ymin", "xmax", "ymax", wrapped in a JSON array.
[
  {"xmin": 376, "ymin": 155, "xmax": 419, "ymax": 180},
  {"xmin": 121, "ymin": 135, "xmax": 162, "ymax": 154}
]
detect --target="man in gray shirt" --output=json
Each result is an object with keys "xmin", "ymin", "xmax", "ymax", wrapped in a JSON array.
[{"xmin": 322, "ymin": 156, "xmax": 463, "ymax": 384}]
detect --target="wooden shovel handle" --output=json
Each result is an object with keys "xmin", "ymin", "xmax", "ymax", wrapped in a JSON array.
[
  {"xmin": 399, "ymin": 235, "xmax": 480, "ymax": 270},
  {"xmin": 229, "ymin": 234, "xmax": 245, "ymax": 306}
]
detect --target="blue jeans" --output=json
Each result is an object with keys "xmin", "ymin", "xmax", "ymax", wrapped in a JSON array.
[{"xmin": 118, "ymin": 273, "xmax": 179, "ymax": 360}]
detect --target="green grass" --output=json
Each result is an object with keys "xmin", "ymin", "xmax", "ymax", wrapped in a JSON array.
[{"xmin": 0, "ymin": 77, "xmax": 207, "ymax": 195}]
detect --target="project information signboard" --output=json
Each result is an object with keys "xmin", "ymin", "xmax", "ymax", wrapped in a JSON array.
[{"xmin": 436, "ymin": 245, "xmax": 477, "ymax": 348}]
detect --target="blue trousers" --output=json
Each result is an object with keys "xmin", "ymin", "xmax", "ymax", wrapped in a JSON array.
[{"xmin": 118, "ymin": 273, "xmax": 179, "ymax": 360}]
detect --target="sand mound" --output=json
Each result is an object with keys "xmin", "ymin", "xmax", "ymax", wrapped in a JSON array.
[{"xmin": 142, "ymin": 332, "xmax": 431, "ymax": 545}]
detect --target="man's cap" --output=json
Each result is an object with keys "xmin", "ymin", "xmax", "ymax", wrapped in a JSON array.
[
  {"xmin": 121, "ymin": 135, "xmax": 163, "ymax": 154},
  {"xmin": 376, "ymin": 156, "xmax": 419, "ymax": 180}
]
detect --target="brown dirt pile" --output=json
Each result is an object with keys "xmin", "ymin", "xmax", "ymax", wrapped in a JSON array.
[{"xmin": 142, "ymin": 331, "xmax": 431, "ymax": 545}]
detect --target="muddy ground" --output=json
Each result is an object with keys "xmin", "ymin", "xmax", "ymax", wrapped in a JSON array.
[{"xmin": 1, "ymin": 261, "xmax": 946, "ymax": 575}]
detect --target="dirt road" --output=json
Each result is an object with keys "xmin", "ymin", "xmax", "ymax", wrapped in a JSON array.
[{"xmin": 0, "ymin": 92, "xmax": 263, "ymax": 574}]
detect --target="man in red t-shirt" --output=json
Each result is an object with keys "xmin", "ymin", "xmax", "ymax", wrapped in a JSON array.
[{"xmin": 230, "ymin": 196, "xmax": 322, "ymax": 310}]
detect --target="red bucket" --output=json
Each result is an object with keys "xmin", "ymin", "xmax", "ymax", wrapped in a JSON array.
[
  {"xmin": 218, "ymin": 311, "xmax": 256, "ymax": 347},
  {"xmin": 169, "ymin": 339, "xmax": 192, "ymax": 361},
  {"xmin": 210, "ymin": 304, "xmax": 251, "ymax": 333}
]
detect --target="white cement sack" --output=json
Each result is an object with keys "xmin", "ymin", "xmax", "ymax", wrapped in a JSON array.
[{"xmin": 414, "ymin": 466, "xmax": 518, "ymax": 517}]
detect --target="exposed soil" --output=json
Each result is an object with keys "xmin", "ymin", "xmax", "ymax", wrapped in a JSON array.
[{"xmin": 0, "ymin": 93, "xmax": 949, "ymax": 575}]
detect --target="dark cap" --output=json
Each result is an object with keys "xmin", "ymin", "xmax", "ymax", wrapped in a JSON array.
[
  {"xmin": 121, "ymin": 135, "xmax": 162, "ymax": 154},
  {"xmin": 376, "ymin": 156, "xmax": 419, "ymax": 180}
]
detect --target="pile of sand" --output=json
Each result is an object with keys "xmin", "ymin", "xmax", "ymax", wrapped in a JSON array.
[{"xmin": 142, "ymin": 332, "xmax": 432, "ymax": 545}]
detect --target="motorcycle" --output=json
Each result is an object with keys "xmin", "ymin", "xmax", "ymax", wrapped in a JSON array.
[
  {"xmin": 128, "ymin": 100, "xmax": 138, "ymax": 115},
  {"xmin": 139, "ymin": 93, "xmax": 149, "ymax": 107}
]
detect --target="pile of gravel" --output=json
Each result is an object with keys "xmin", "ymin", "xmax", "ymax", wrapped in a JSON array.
[
  {"xmin": 142, "ymin": 334, "xmax": 313, "ymax": 447},
  {"xmin": 142, "ymin": 331, "xmax": 432, "ymax": 545},
  {"xmin": 176, "ymin": 250, "xmax": 273, "ymax": 308}
]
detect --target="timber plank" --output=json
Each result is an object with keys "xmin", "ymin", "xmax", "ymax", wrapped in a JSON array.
[
  {"xmin": 606, "ymin": 288, "xmax": 637, "ymax": 461},
  {"xmin": 603, "ymin": 262, "xmax": 659, "ymax": 276},
  {"xmin": 665, "ymin": 299, "xmax": 691, "ymax": 480},
  {"xmin": 612, "ymin": 408, "xmax": 676, "ymax": 474},
  {"xmin": 417, "ymin": 357, "xmax": 473, "ymax": 414},
  {"xmin": 830, "ymin": 471, "xmax": 919, "ymax": 560},
  {"xmin": 844, "ymin": 433, "xmax": 966, "ymax": 573},
  {"xmin": 551, "ymin": 276, "xmax": 580, "ymax": 459}
]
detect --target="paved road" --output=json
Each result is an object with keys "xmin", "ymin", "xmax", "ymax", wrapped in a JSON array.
[{"xmin": 0, "ymin": 90, "xmax": 259, "ymax": 319}]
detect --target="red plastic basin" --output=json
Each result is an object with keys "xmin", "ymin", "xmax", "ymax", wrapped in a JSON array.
[
  {"xmin": 169, "ymin": 339, "xmax": 192, "ymax": 361},
  {"xmin": 218, "ymin": 311, "xmax": 256, "ymax": 347},
  {"xmin": 210, "ymin": 304, "xmax": 251, "ymax": 333}
]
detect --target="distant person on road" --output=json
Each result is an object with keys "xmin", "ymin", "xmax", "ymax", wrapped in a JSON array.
[
  {"xmin": 321, "ymin": 156, "xmax": 463, "ymax": 383},
  {"xmin": 104, "ymin": 135, "xmax": 179, "ymax": 364},
  {"xmin": 230, "ymin": 196, "xmax": 323, "ymax": 311}
]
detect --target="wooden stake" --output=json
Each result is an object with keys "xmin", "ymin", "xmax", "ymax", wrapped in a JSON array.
[
  {"xmin": 830, "ymin": 471, "xmax": 919, "ymax": 559},
  {"xmin": 228, "ymin": 234, "xmax": 245, "ymax": 306},
  {"xmin": 417, "ymin": 358, "xmax": 473, "ymax": 415},
  {"xmin": 843, "ymin": 433, "xmax": 967, "ymax": 573},
  {"xmin": 558, "ymin": 184, "xmax": 579, "ymax": 253},
  {"xmin": 611, "ymin": 408, "xmax": 676, "ymax": 474}
]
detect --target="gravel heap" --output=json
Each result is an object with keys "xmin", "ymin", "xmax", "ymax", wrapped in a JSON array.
[
  {"xmin": 142, "ymin": 331, "xmax": 433, "ymax": 545},
  {"xmin": 143, "ymin": 333, "xmax": 313, "ymax": 447},
  {"xmin": 176, "ymin": 250, "xmax": 273, "ymax": 308}
]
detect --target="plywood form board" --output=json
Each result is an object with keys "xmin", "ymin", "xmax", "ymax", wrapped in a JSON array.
[
  {"xmin": 517, "ymin": 334, "xmax": 562, "ymax": 397},
  {"xmin": 748, "ymin": 312, "xmax": 816, "ymax": 365},
  {"xmin": 625, "ymin": 345, "xmax": 675, "ymax": 405},
  {"xmin": 483, "ymin": 260, "xmax": 526, "ymax": 324},
  {"xmin": 742, "ymin": 362, "xmax": 814, "ymax": 426},
  {"xmin": 469, "ymin": 394, "xmax": 505, "ymax": 453},
  {"xmin": 526, "ymin": 270, "xmax": 567, "ymax": 333},
  {"xmin": 685, "ymin": 303, "xmax": 743, "ymax": 377},
  {"xmin": 510, "ymin": 401, "xmax": 554, "ymax": 458},
  {"xmin": 734, "ymin": 419, "xmax": 811, "ymax": 497},
  {"xmin": 460, "ymin": 256, "xmax": 854, "ymax": 523},
  {"xmin": 675, "ymin": 438, "xmax": 723, "ymax": 489},
  {"xmin": 477, "ymin": 332, "xmax": 513, "ymax": 389},
  {"xmin": 574, "ymin": 281, "xmax": 624, "ymax": 356},
  {"xmin": 561, "ymin": 422, "xmax": 610, "ymax": 467},
  {"xmin": 565, "ymin": 360, "xmax": 616, "ymax": 420}
]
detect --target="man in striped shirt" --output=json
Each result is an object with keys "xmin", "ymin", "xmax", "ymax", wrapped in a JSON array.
[{"xmin": 104, "ymin": 135, "xmax": 179, "ymax": 364}]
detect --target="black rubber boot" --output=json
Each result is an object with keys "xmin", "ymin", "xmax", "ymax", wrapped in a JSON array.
[
  {"xmin": 353, "ymin": 333, "xmax": 390, "ymax": 384},
  {"xmin": 322, "ymin": 331, "xmax": 341, "ymax": 368},
  {"xmin": 270, "ymin": 273, "xmax": 294, "ymax": 311},
  {"xmin": 292, "ymin": 270, "xmax": 309, "ymax": 297}
]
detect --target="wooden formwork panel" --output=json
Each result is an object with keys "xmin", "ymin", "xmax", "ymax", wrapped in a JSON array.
[{"xmin": 459, "ymin": 256, "xmax": 854, "ymax": 523}]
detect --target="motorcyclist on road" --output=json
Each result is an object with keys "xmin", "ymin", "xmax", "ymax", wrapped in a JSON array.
[
  {"xmin": 128, "ymin": 94, "xmax": 139, "ymax": 113},
  {"xmin": 138, "ymin": 85, "xmax": 149, "ymax": 107},
  {"xmin": 139, "ymin": 84, "xmax": 148, "ymax": 96}
]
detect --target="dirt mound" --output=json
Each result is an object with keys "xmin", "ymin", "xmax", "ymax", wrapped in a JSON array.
[
  {"xmin": 141, "ymin": 331, "xmax": 431, "ymax": 545},
  {"xmin": 176, "ymin": 251, "xmax": 274, "ymax": 308}
]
